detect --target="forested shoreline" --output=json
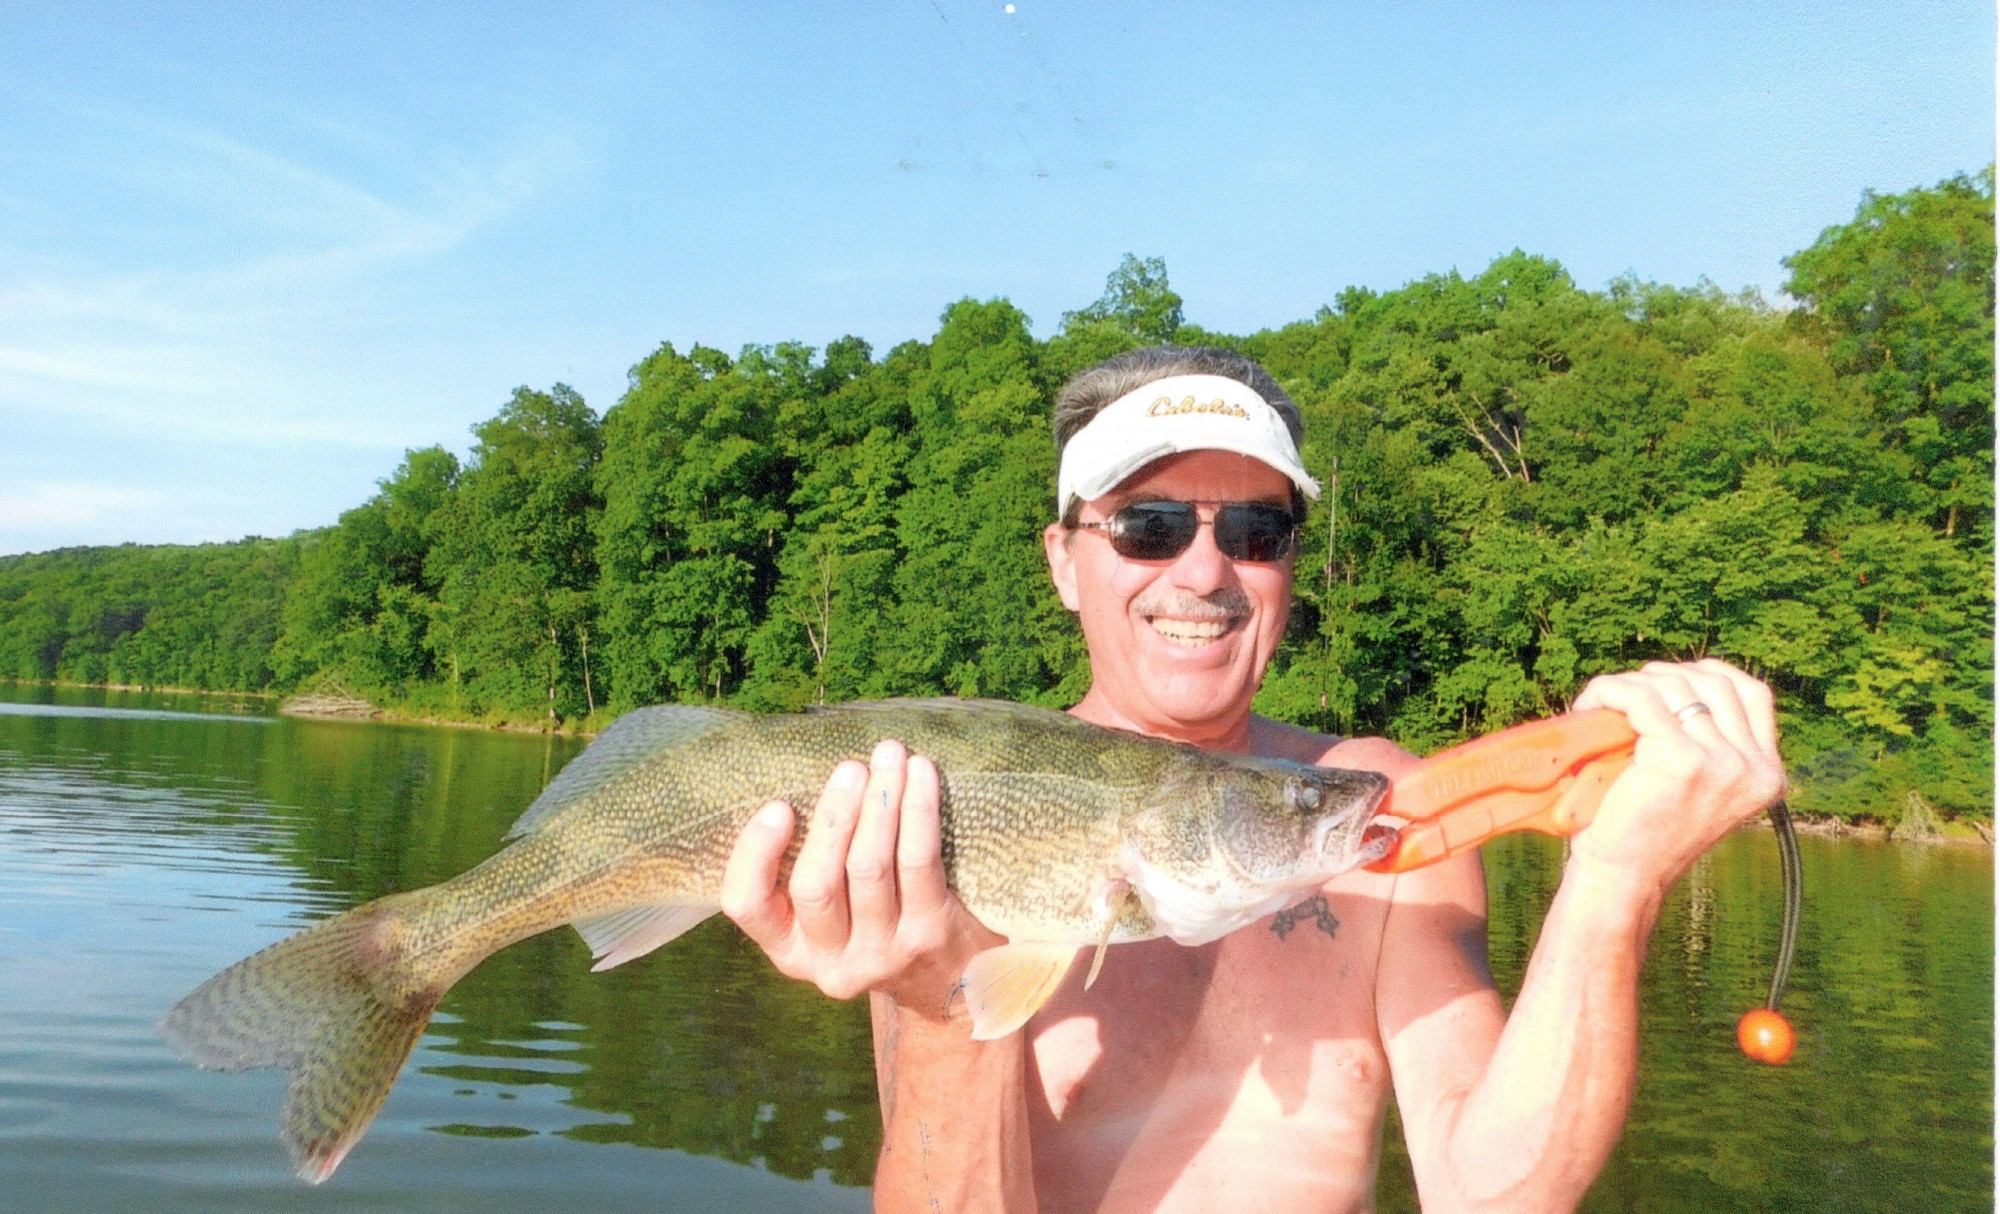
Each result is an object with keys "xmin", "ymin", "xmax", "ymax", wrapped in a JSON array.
[{"xmin": 4, "ymin": 172, "xmax": 1991, "ymax": 826}]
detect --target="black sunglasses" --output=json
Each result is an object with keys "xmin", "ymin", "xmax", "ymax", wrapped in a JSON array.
[{"xmin": 1074, "ymin": 500, "xmax": 1300, "ymax": 562}]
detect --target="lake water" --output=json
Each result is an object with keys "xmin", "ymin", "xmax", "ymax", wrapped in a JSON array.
[{"xmin": 0, "ymin": 685, "xmax": 1990, "ymax": 1212}]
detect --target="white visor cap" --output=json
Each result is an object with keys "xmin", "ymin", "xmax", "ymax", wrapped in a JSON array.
[{"xmin": 1057, "ymin": 373, "xmax": 1321, "ymax": 518}]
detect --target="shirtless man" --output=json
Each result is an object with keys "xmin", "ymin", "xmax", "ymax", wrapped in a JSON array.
[{"xmin": 720, "ymin": 346, "xmax": 1787, "ymax": 1212}]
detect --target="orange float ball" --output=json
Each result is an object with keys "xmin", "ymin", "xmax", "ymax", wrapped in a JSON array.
[{"xmin": 1737, "ymin": 1007, "xmax": 1796, "ymax": 1065}]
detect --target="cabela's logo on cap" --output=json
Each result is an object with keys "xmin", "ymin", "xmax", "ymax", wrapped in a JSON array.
[{"xmin": 1146, "ymin": 394, "xmax": 1250, "ymax": 420}]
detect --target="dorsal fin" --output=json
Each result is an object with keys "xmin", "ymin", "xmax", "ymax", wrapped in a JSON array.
[
  {"xmin": 814, "ymin": 697, "xmax": 1189, "ymax": 752},
  {"xmin": 506, "ymin": 704, "xmax": 748, "ymax": 839},
  {"xmin": 812, "ymin": 697, "xmax": 1083, "ymax": 721}
]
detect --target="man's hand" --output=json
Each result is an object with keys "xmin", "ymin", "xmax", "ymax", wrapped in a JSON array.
[
  {"xmin": 1568, "ymin": 657, "xmax": 1789, "ymax": 893},
  {"xmin": 719, "ymin": 739, "xmax": 1003, "ymax": 1020}
]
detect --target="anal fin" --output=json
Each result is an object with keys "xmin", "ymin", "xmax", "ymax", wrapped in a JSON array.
[
  {"xmin": 961, "ymin": 943, "xmax": 1079, "ymax": 1041},
  {"xmin": 574, "ymin": 903, "xmax": 718, "ymax": 972}
]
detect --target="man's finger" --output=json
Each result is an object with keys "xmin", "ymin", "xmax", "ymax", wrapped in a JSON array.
[
  {"xmin": 1633, "ymin": 663, "xmax": 1742, "ymax": 751},
  {"xmin": 1694, "ymin": 658, "xmax": 1782, "ymax": 759},
  {"xmin": 1570, "ymin": 674, "xmax": 1617, "ymax": 715},
  {"xmin": 1572, "ymin": 673, "xmax": 1706, "ymax": 775},
  {"xmin": 895, "ymin": 754, "xmax": 950, "ymax": 916},
  {"xmin": 791, "ymin": 759, "xmax": 866, "ymax": 950},
  {"xmin": 1635, "ymin": 663, "xmax": 1705, "ymax": 720},
  {"xmin": 1674, "ymin": 665, "xmax": 1758, "ymax": 755},
  {"xmin": 847, "ymin": 740, "xmax": 909, "ymax": 942},
  {"xmin": 720, "ymin": 800, "xmax": 797, "ymax": 948}
]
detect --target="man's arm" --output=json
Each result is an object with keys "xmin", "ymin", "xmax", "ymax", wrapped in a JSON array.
[
  {"xmin": 1377, "ymin": 659, "xmax": 1787, "ymax": 1211},
  {"xmin": 719, "ymin": 740, "xmax": 1038, "ymax": 1213},
  {"xmin": 869, "ymin": 989, "xmax": 1036, "ymax": 1212}
]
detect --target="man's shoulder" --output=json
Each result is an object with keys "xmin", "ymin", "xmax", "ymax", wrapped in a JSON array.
[{"xmin": 1247, "ymin": 715, "xmax": 1418, "ymax": 775}]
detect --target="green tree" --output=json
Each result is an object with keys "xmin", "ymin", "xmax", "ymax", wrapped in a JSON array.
[
  {"xmin": 740, "ymin": 338, "xmax": 919, "ymax": 710},
  {"xmin": 427, "ymin": 386, "xmax": 601, "ymax": 720},
  {"xmin": 1784, "ymin": 167, "xmax": 1995, "ymax": 544},
  {"xmin": 594, "ymin": 346, "xmax": 789, "ymax": 708},
  {"xmin": 1061, "ymin": 254, "xmax": 1186, "ymax": 344},
  {"xmin": 876, "ymin": 299, "xmax": 1076, "ymax": 702},
  {"xmin": 271, "ymin": 446, "xmax": 460, "ymax": 694}
]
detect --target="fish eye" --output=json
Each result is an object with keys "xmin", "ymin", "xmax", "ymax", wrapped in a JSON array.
[{"xmin": 1288, "ymin": 778, "xmax": 1322, "ymax": 813}]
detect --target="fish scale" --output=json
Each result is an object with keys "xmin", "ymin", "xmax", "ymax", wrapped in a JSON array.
[{"xmin": 161, "ymin": 697, "xmax": 1388, "ymax": 1183}]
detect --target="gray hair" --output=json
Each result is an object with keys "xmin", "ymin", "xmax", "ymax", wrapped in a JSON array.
[{"xmin": 1052, "ymin": 345, "xmax": 1306, "ymax": 525}]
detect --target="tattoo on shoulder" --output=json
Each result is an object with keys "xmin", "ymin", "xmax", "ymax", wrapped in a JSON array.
[{"xmin": 1271, "ymin": 894, "xmax": 1340, "ymax": 942}]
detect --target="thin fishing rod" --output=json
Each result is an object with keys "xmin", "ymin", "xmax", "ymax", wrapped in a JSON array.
[{"xmin": 1765, "ymin": 800, "xmax": 1802, "ymax": 1011}]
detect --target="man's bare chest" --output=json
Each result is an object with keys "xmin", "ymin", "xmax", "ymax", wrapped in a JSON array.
[
  {"xmin": 1022, "ymin": 886, "xmax": 1393, "ymax": 1211},
  {"xmin": 1032, "ymin": 887, "xmax": 1384, "ymax": 1093}
]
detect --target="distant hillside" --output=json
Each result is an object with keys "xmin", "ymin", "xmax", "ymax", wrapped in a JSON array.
[{"xmin": 0, "ymin": 537, "xmax": 304, "ymax": 692}]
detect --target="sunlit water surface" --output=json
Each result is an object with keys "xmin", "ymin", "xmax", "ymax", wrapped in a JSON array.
[{"xmin": 0, "ymin": 685, "xmax": 1989, "ymax": 1212}]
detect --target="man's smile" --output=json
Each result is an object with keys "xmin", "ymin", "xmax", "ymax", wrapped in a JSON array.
[
  {"xmin": 1132, "ymin": 583, "xmax": 1254, "ymax": 652},
  {"xmin": 1145, "ymin": 614, "xmax": 1242, "ymax": 647}
]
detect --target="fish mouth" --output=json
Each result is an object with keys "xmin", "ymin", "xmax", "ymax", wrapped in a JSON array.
[
  {"xmin": 1357, "ymin": 823, "xmax": 1400, "ymax": 865},
  {"xmin": 1304, "ymin": 804, "xmax": 1400, "ymax": 868},
  {"xmin": 1309, "ymin": 791, "xmax": 1396, "ymax": 871}
]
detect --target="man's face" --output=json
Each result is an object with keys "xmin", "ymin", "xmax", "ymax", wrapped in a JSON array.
[{"xmin": 1043, "ymin": 448, "xmax": 1297, "ymax": 740}]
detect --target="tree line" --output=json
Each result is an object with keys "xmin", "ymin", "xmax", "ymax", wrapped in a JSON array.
[{"xmin": 2, "ymin": 170, "xmax": 1990, "ymax": 824}]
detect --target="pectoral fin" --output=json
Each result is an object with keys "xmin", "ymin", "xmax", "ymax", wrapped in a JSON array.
[
  {"xmin": 961, "ymin": 943, "xmax": 1079, "ymax": 1041},
  {"xmin": 1085, "ymin": 881, "xmax": 1132, "ymax": 991}
]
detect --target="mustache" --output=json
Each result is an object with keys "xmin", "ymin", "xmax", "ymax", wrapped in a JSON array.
[{"xmin": 1130, "ymin": 587, "xmax": 1252, "ymax": 621}]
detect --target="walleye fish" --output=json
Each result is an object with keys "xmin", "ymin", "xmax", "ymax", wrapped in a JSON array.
[{"xmin": 161, "ymin": 697, "xmax": 1391, "ymax": 1182}]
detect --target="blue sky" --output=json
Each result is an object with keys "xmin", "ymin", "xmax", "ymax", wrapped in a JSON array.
[{"xmin": 1, "ymin": 3, "xmax": 1991, "ymax": 556}]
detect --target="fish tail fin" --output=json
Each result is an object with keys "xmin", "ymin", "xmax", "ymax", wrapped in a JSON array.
[{"xmin": 160, "ymin": 895, "xmax": 444, "ymax": 1183}]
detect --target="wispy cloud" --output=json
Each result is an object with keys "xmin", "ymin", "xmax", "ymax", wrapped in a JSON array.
[
  {"xmin": 1, "ymin": 101, "xmax": 583, "ymax": 448},
  {"xmin": 125, "ymin": 114, "xmax": 576, "ymax": 285}
]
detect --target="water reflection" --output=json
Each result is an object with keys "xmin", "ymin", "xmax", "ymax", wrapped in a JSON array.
[{"xmin": 0, "ymin": 684, "xmax": 1990, "ymax": 1212}]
